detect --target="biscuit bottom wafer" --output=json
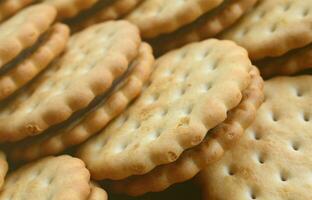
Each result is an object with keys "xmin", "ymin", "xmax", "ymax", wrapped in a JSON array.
[
  {"xmin": 77, "ymin": 39, "xmax": 252, "ymax": 180},
  {"xmin": 198, "ymin": 76, "xmax": 312, "ymax": 200},
  {"xmin": 258, "ymin": 44, "xmax": 312, "ymax": 78},
  {"xmin": 110, "ymin": 66, "xmax": 264, "ymax": 196},
  {"xmin": 10, "ymin": 42, "xmax": 154, "ymax": 162}
]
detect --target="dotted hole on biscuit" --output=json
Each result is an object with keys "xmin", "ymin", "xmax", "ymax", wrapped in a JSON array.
[
  {"xmin": 290, "ymin": 141, "xmax": 300, "ymax": 151},
  {"xmin": 270, "ymin": 111, "xmax": 279, "ymax": 122},
  {"xmin": 148, "ymin": 93, "xmax": 160, "ymax": 104},
  {"xmin": 132, "ymin": 121, "xmax": 141, "ymax": 130},
  {"xmin": 183, "ymin": 105, "xmax": 193, "ymax": 116},
  {"xmin": 115, "ymin": 142, "xmax": 129, "ymax": 153},
  {"xmin": 158, "ymin": 108, "xmax": 168, "ymax": 117},
  {"xmin": 199, "ymin": 48, "xmax": 212, "ymax": 59},
  {"xmin": 251, "ymin": 130, "xmax": 261, "ymax": 140},
  {"xmin": 203, "ymin": 82, "xmax": 212, "ymax": 92},
  {"xmin": 280, "ymin": 171, "xmax": 289, "ymax": 182},
  {"xmin": 294, "ymin": 88, "xmax": 303, "ymax": 97},
  {"xmin": 148, "ymin": 129, "xmax": 163, "ymax": 141},
  {"xmin": 303, "ymin": 8, "xmax": 310, "ymax": 17},
  {"xmin": 249, "ymin": 189, "xmax": 257, "ymax": 199},
  {"xmin": 302, "ymin": 112, "xmax": 310, "ymax": 122},
  {"xmin": 270, "ymin": 23, "xmax": 278, "ymax": 33},
  {"xmin": 225, "ymin": 165, "xmax": 235, "ymax": 176},
  {"xmin": 256, "ymin": 153, "xmax": 265, "ymax": 164},
  {"xmin": 283, "ymin": 2, "xmax": 292, "ymax": 11}
]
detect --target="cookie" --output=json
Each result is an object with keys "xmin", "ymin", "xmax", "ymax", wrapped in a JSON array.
[
  {"xmin": 0, "ymin": 0, "xmax": 33, "ymax": 22},
  {"xmin": 126, "ymin": 0, "xmax": 224, "ymax": 38},
  {"xmin": 258, "ymin": 44, "xmax": 312, "ymax": 78},
  {"xmin": 71, "ymin": 0, "xmax": 143, "ymax": 32},
  {"xmin": 0, "ymin": 21, "xmax": 141, "ymax": 142},
  {"xmin": 42, "ymin": 0, "xmax": 97, "ymax": 19},
  {"xmin": 77, "ymin": 39, "xmax": 252, "ymax": 180},
  {"xmin": 0, "ymin": 4, "xmax": 56, "ymax": 69},
  {"xmin": 0, "ymin": 151, "xmax": 8, "ymax": 191},
  {"xmin": 198, "ymin": 76, "xmax": 312, "ymax": 200},
  {"xmin": 0, "ymin": 155, "xmax": 90, "ymax": 200},
  {"xmin": 110, "ymin": 66, "xmax": 264, "ymax": 196},
  {"xmin": 10, "ymin": 42, "xmax": 154, "ymax": 162},
  {"xmin": 221, "ymin": 0, "xmax": 312, "ymax": 60},
  {"xmin": 88, "ymin": 182, "xmax": 108, "ymax": 200},
  {"xmin": 152, "ymin": 0, "xmax": 258, "ymax": 55},
  {"xmin": 0, "ymin": 23, "xmax": 70, "ymax": 101}
]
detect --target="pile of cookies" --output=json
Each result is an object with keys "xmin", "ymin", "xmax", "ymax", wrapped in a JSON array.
[{"xmin": 0, "ymin": 0, "xmax": 311, "ymax": 200}]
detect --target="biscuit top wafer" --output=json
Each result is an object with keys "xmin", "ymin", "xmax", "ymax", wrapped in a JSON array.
[
  {"xmin": 0, "ymin": 151, "xmax": 8, "ymax": 190},
  {"xmin": 221, "ymin": 0, "xmax": 312, "ymax": 60},
  {"xmin": 0, "ymin": 0, "xmax": 33, "ymax": 22},
  {"xmin": 0, "ymin": 21, "xmax": 141, "ymax": 142},
  {"xmin": 198, "ymin": 76, "xmax": 312, "ymax": 200},
  {"xmin": 0, "ymin": 4, "xmax": 56, "ymax": 69},
  {"xmin": 0, "ymin": 155, "xmax": 90, "ymax": 200},
  {"xmin": 42, "ymin": 0, "xmax": 97, "ymax": 19},
  {"xmin": 77, "ymin": 39, "xmax": 252, "ymax": 180},
  {"xmin": 126, "ymin": 0, "xmax": 224, "ymax": 38}
]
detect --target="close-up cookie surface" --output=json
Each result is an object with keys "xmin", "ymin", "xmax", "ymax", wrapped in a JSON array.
[
  {"xmin": 77, "ymin": 39, "xmax": 252, "ymax": 180},
  {"xmin": 126, "ymin": 0, "xmax": 224, "ymax": 38},
  {"xmin": 0, "ymin": 155, "xmax": 90, "ymax": 200},
  {"xmin": 9, "ymin": 42, "xmax": 154, "ymax": 162},
  {"xmin": 0, "ymin": 20, "xmax": 141, "ymax": 142},
  {"xmin": 198, "ymin": 76, "xmax": 312, "ymax": 200},
  {"xmin": 221, "ymin": 0, "xmax": 312, "ymax": 60}
]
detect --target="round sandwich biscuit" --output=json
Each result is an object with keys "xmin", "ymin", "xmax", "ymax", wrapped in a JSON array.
[{"xmin": 77, "ymin": 39, "xmax": 253, "ymax": 180}]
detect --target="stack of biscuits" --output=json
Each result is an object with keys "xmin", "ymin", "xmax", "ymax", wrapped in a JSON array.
[{"xmin": 0, "ymin": 0, "xmax": 311, "ymax": 200}]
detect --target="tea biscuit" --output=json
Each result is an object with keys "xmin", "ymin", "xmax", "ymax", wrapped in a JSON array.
[
  {"xmin": 126, "ymin": 0, "xmax": 224, "ymax": 38},
  {"xmin": 42, "ymin": 0, "xmax": 97, "ymax": 19},
  {"xmin": 10, "ymin": 42, "xmax": 154, "ymax": 162},
  {"xmin": 221, "ymin": 0, "xmax": 312, "ymax": 60},
  {"xmin": 259, "ymin": 44, "xmax": 312, "ymax": 78},
  {"xmin": 0, "ymin": 155, "xmax": 90, "ymax": 200},
  {"xmin": 88, "ymin": 182, "xmax": 108, "ymax": 200},
  {"xmin": 0, "ymin": 23, "xmax": 70, "ymax": 101},
  {"xmin": 0, "ymin": 151, "xmax": 8, "ymax": 190},
  {"xmin": 0, "ymin": 0, "xmax": 33, "ymax": 22},
  {"xmin": 198, "ymin": 76, "xmax": 312, "ymax": 200},
  {"xmin": 0, "ymin": 4, "xmax": 56, "ymax": 69},
  {"xmin": 71, "ymin": 0, "xmax": 143, "ymax": 32},
  {"xmin": 77, "ymin": 39, "xmax": 252, "ymax": 180},
  {"xmin": 153, "ymin": 0, "xmax": 258, "ymax": 55},
  {"xmin": 110, "ymin": 66, "xmax": 264, "ymax": 196},
  {"xmin": 0, "ymin": 21, "xmax": 141, "ymax": 142}
]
